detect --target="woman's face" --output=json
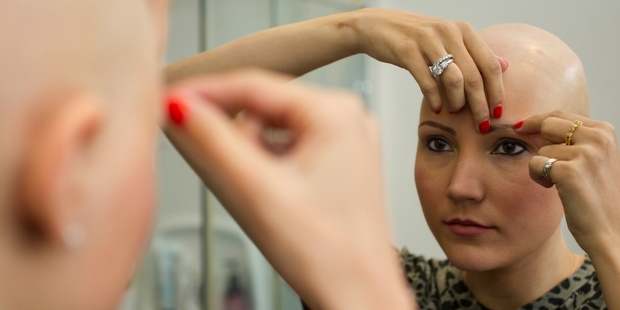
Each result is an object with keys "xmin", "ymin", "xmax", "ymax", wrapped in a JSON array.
[{"xmin": 414, "ymin": 82, "xmax": 565, "ymax": 272}]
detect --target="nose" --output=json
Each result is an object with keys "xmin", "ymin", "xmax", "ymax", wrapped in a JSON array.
[{"xmin": 446, "ymin": 155, "xmax": 486, "ymax": 204}]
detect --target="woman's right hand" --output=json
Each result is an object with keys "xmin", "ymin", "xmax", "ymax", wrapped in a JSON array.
[
  {"xmin": 347, "ymin": 8, "xmax": 508, "ymax": 130},
  {"xmin": 164, "ymin": 69, "xmax": 415, "ymax": 310}
]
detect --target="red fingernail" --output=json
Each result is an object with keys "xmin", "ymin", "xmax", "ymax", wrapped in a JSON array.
[
  {"xmin": 493, "ymin": 105, "xmax": 503, "ymax": 118},
  {"xmin": 449, "ymin": 111, "xmax": 458, "ymax": 115},
  {"xmin": 435, "ymin": 108, "xmax": 442, "ymax": 115},
  {"xmin": 479, "ymin": 119, "xmax": 490, "ymax": 133},
  {"xmin": 514, "ymin": 120, "xmax": 524, "ymax": 129},
  {"xmin": 498, "ymin": 57, "xmax": 509, "ymax": 73},
  {"xmin": 168, "ymin": 95, "xmax": 188, "ymax": 126}
]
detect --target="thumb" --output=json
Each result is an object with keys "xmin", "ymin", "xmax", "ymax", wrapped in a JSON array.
[{"xmin": 163, "ymin": 90, "xmax": 274, "ymax": 203}]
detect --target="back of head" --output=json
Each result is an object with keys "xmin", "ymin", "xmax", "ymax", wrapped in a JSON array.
[
  {"xmin": 0, "ymin": 1, "xmax": 163, "ymax": 309},
  {"xmin": 478, "ymin": 23, "xmax": 589, "ymax": 117}
]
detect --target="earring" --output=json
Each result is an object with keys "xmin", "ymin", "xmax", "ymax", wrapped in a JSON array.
[{"xmin": 62, "ymin": 223, "xmax": 87, "ymax": 249}]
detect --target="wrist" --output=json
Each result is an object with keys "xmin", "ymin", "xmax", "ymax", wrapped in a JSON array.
[
  {"xmin": 335, "ymin": 9, "xmax": 367, "ymax": 56},
  {"xmin": 306, "ymin": 242, "xmax": 415, "ymax": 310}
]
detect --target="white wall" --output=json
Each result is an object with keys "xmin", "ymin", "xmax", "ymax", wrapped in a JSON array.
[{"xmin": 368, "ymin": 0, "xmax": 620, "ymax": 258}]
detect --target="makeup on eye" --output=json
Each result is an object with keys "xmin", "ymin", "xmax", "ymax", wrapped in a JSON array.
[
  {"xmin": 423, "ymin": 133, "xmax": 531, "ymax": 156},
  {"xmin": 491, "ymin": 139, "xmax": 528, "ymax": 156},
  {"xmin": 426, "ymin": 136, "xmax": 453, "ymax": 152}
]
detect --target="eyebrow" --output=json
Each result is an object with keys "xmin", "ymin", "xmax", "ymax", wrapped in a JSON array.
[
  {"xmin": 487, "ymin": 124, "xmax": 516, "ymax": 133},
  {"xmin": 419, "ymin": 121, "xmax": 456, "ymax": 135},
  {"xmin": 418, "ymin": 121, "xmax": 516, "ymax": 135}
]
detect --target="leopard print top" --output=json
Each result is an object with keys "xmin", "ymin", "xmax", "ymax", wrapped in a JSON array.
[{"xmin": 401, "ymin": 248, "xmax": 606, "ymax": 310}]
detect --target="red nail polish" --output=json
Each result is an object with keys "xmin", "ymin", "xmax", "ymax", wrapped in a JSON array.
[
  {"xmin": 493, "ymin": 105, "xmax": 503, "ymax": 118},
  {"xmin": 435, "ymin": 108, "xmax": 442, "ymax": 115},
  {"xmin": 449, "ymin": 111, "xmax": 458, "ymax": 115},
  {"xmin": 168, "ymin": 95, "xmax": 188, "ymax": 126},
  {"xmin": 479, "ymin": 119, "xmax": 490, "ymax": 133},
  {"xmin": 514, "ymin": 120, "xmax": 524, "ymax": 129}
]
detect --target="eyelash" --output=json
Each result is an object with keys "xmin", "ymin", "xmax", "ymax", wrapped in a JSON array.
[
  {"xmin": 492, "ymin": 139, "xmax": 528, "ymax": 156},
  {"xmin": 426, "ymin": 137, "xmax": 453, "ymax": 152},
  {"xmin": 426, "ymin": 137, "xmax": 528, "ymax": 156}
]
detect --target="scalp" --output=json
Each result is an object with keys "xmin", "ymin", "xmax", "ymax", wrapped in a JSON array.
[{"xmin": 478, "ymin": 23, "xmax": 589, "ymax": 117}]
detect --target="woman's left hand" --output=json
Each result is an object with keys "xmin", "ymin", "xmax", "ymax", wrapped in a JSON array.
[{"xmin": 517, "ymin": 110, "xmax": 620, "ymax": 255}]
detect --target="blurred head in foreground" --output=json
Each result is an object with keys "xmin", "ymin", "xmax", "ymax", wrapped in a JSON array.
[{"xmin": 0, "ymin": 0, "xmax": 170, "ymax": 309}]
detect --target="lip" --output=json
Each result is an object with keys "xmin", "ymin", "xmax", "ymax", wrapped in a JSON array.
[{"xmin": 444, "ymin": 218, "xmax": 496, "ymax": 236}]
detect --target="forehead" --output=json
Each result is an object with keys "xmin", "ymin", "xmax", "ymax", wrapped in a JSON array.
[{"xmin": 419, "ymin": 57, "xmax": 567, "ymax": 131}]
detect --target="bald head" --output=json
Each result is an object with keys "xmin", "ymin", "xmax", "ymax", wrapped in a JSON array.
[
  {"xmin": 478, "ymin": 23, "xmax": 589, "ymax": 117},
  {"xmin": 0, "ymin": 0, "xmax": 159, "ymax": 118}
]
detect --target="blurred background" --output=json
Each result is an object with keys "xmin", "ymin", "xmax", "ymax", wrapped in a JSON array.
[{"xmin": 121, "ymin": 0, "xmax": 620, "ymax": 309}]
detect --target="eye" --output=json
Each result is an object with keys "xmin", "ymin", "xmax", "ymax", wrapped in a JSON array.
[
  {"xmin": 492, "ymin": 140, "xmax": 527, "ymax": 156},
  {"xmin": 427, "ymin": 137, "xmax": 453, "ymax": 152}
]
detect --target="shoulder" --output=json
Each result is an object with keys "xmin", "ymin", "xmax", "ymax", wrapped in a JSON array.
[
  {"xmin": 528, "ymin": 257, "xmax": 606, "ymax": 310},
  {"xmin": 400, "ymin": 248, "xmax": 455, "ymax": 285},
  {"xmin": 400, "ymin": 248, "xmax": 476, "ymax": 309}
]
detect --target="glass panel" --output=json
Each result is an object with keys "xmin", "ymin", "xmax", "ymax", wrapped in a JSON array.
[
  {"xmin": 271, "ymin": 0, "xmax": 365, "ymax": 308},
  {"xmin": 120, "ymin": 0, "xmax": 206, "ymax": 309}
]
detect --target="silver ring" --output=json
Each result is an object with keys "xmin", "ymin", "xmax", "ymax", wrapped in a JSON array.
[
  {"xmin": 429, "ymin": 55, "xmax": 454, "ymax": 78},
  {"xmin": 432, "ymin": 54, "xmax": 454, "ymax": 68},
  {"xmin": 542, "ymin": 158, "xmax": 557, "ymax": 179}
]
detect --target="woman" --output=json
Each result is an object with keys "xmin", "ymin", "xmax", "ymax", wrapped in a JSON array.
[
  {"xmin": 406, "ymin": 23, "xmax": 617, "ymax": 309},
  {"xmin": 169, "ymin": 11, "xmax": 620, "ymax": 310}
]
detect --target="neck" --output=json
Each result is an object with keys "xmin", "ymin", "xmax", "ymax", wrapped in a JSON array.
[{"xmin": 462, "ymin": 228, "xmax": 582, "ymax": 310}]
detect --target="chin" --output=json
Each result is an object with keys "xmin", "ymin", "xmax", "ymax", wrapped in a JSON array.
[{"xmin": 440, "ymin": 242, "xmax": 508, "ymax": 272}]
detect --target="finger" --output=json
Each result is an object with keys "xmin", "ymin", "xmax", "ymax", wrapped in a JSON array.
[
  {"xmin": 537, "ymin": 144, "xmax": 581, "ymax": 161},
  {"xmin": 516, "ymin": 110, "xmax": 594, "ymax": 135},
  {"xmin": 235, "ymin": 111, "xmax": 266, "ymax": 148},
  {"xmin": 461, "ymin": 22, "xmax": 505, "ymax": 118},
  {"xmin": 448, "ymin": 52, "xmax": 490, "ymax": 133},
  {"xmin": 437, "ymin": 78, "xmax": 451, "ymax": 115},
  {"xmin": 405, "ymin": 46, "xmax": 444, "ymax": 112},
  {"xmin": 170, "ymin": 69, "xmax": 321, "ymax": 132},
  {"xmin": 164, "ymin": 91, "xmax": 276, "ymax": 206},
  {"xmin": 496, "ymin": 56, "xmax": 509, "ymax": 73},
  {"xmin": 437, "ymin": 62, "xmax": 466, "ymax": 113},
  {"xmin": 529, "ymin": 155, "xmax": 557, "ymax": 188},
  {"xmin": 539, "ymin": 117, "xmax": 577, "ymax": 146}
]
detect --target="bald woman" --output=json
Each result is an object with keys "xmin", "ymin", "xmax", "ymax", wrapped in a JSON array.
[{"xmin": 406, "ymin": 23, "xmax": 617, "ymax": 309}]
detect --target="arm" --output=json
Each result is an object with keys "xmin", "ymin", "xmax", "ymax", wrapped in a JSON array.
[
  {"xmin": 519, "ymin": 111, "xmax": 620, "ymax": 309},
  {"xmin": 164, "ymin": 11, "xmax": 358, "ymax": 84},
  {"xmin": 165, "ymin": 8, "xmax": 508, "ymax": 128}
]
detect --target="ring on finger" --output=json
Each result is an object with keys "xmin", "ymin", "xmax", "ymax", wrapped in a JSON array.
[
  {"xmin": 429, "ymin": 54, "xmax": 454, "ymax": 78},
  {"xmin": 565, "ymin": 120, "xmax": 583, "ymax": 145},
  {"xmin": 542, "ymin": 158, "xmax": 557, "ymax": 179}
]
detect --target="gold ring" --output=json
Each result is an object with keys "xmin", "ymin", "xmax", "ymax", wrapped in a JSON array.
[
  {"xmin": 565, "ymin": 120, "xmax": 583, "ymax": 145},
  {"xmin": 543, "ymin": 158, "xmax": 557, "ymax": 179}
]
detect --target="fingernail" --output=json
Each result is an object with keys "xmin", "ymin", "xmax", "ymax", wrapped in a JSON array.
[
  {"xmin": 493, "ymin": 105, "xmax": 503, "ymax": 118},
  {"xmin": 168, "ymin": 95, "xmax": 188, "ymax": 126},
  {"xmin": 478, "ymin": 119, "xmax": 490, "ymax": 133},
  {"xmin": 449, "ymin": 111, "xmax": 458, "ymax": 115},
  {"xmin": 497, "ymin": 57, "xmax": 509, "ymax": 73},
  {"xmin": 435, "ymin": 108, "xmax": 442, "ymax": 115},
  {"xmin": 514, "ymin": 120, "xmax": 524, "ymax": 129}
]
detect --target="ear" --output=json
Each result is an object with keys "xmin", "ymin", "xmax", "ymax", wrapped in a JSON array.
[
  {"xmin": 16, "ymin": 93, "xmax": 104, "ymax": 248},
  {"xmin": 144, "ymin": 0, "xmax": 170, "ymax": 58}
]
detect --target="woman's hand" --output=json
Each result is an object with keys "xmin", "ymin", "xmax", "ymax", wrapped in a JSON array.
[
  {"xmin": 163, "ymin": 69, "xmax": 415, "ymax": 310},
  {"xmin": 517, "ymin": 111, "xmax": 620, "ymax": 256},
  {"xmin": 349, "ymin": 8, "xmax": 508, "ymax": 129}
]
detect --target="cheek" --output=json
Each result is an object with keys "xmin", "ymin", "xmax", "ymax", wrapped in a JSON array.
[
  {"xmin": 490, "ymin": 160, "xmax": 564, "ymax": 234},
  {"xmin": 414, "ymin": 155, "xmax": 449, "ymax": 217}
]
